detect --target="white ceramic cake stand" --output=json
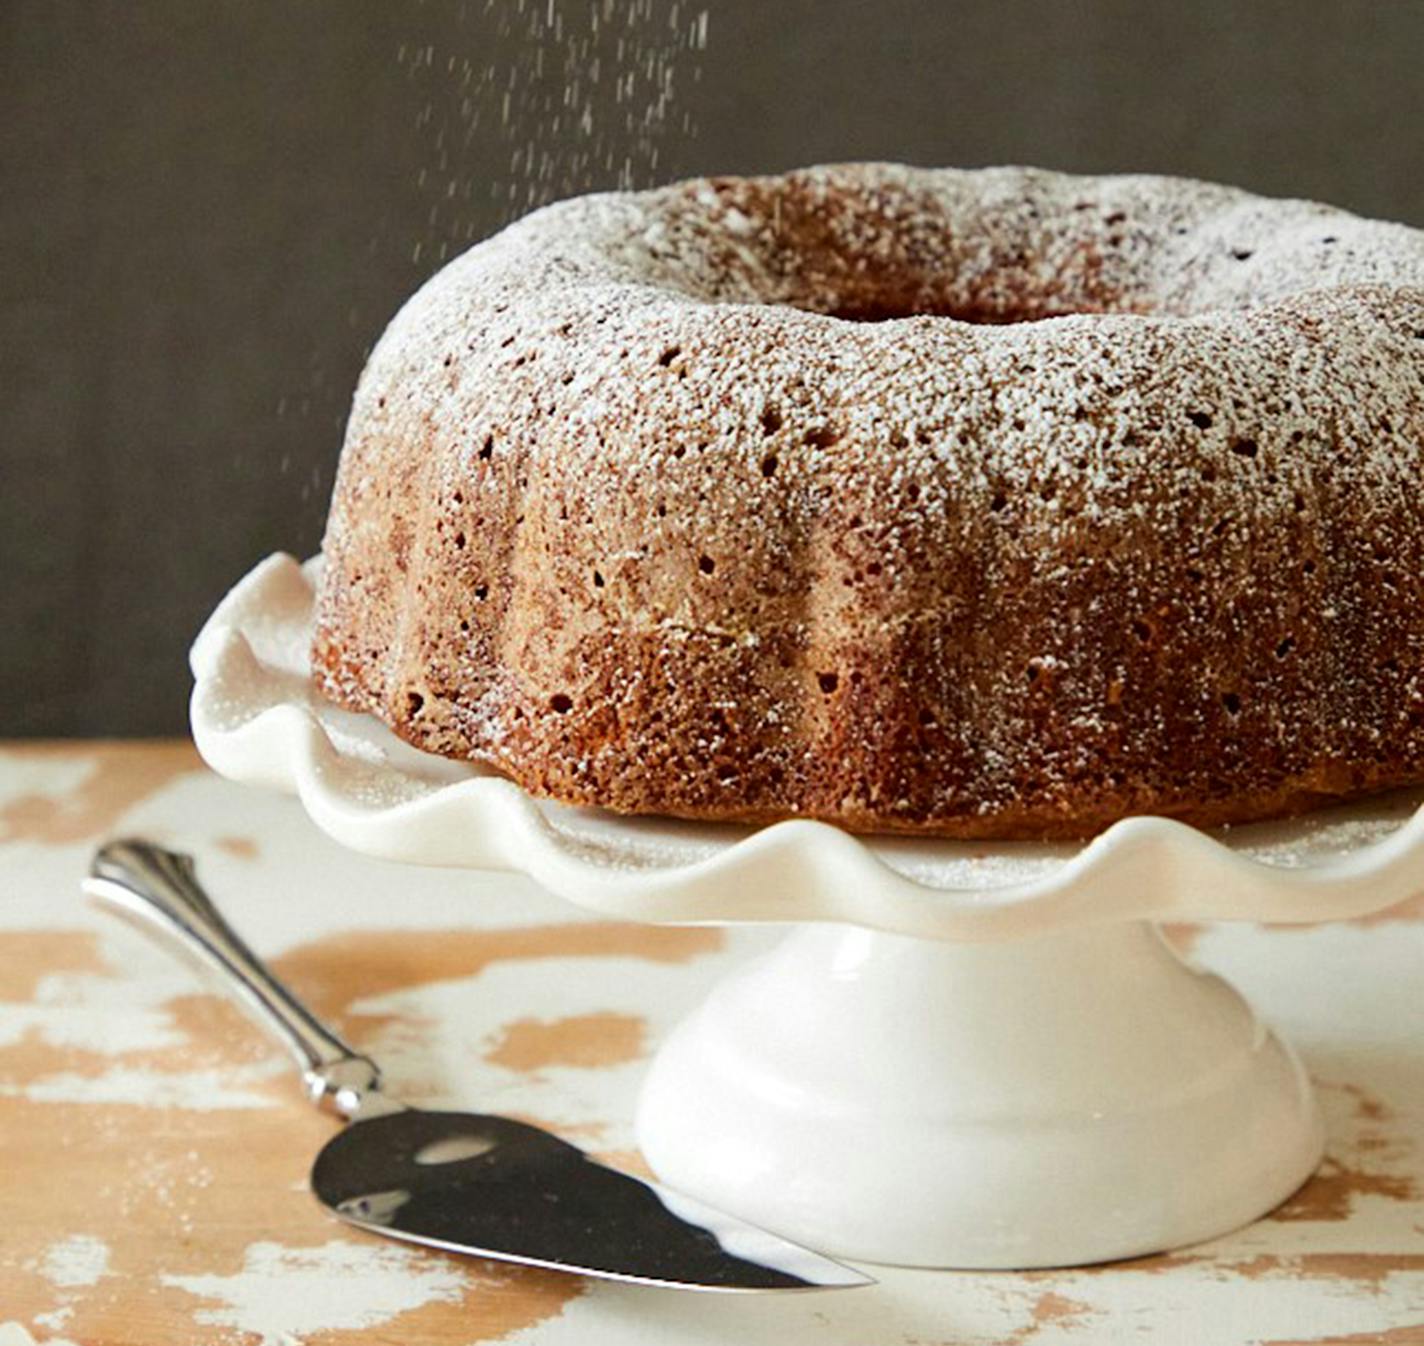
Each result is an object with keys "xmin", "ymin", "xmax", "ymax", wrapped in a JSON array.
[{"xmin": 189, "ymin": 554, "xmax": 1424, "ymax": 1269}]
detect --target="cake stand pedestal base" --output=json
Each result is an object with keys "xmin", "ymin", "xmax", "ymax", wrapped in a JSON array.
[{"xmin": 636, "ymin": 920, "xmax": 1323, "ymax": 1269}]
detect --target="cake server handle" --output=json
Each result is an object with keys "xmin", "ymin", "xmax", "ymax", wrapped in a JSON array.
[{"xmin": 84, "ymin": 838, "xmax": 383, "ymax": 1118}]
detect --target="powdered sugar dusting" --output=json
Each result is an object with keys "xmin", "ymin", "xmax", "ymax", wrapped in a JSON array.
[{"xmin": 397, "ymin": 0, "xmax": 708, "ymax": 262}]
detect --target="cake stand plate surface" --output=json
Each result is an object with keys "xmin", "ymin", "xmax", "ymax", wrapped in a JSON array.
[{"xmin": 190, "ymin": 554, "xmax": 1424, "ymax": 1268}]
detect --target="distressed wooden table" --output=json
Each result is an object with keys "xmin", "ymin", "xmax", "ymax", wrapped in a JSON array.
[{"xmin": 1, "ymin": 740, "xmax": 1421, "ymax": 1345}]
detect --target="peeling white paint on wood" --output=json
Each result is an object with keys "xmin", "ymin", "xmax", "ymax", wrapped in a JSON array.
[{"xmin": 161, "ymin": 1241, "xmax": 468, "ymax": 1344}]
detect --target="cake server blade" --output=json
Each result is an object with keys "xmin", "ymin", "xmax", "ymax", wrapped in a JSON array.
[
  {"xmin": 84, "ymin": 839, "xmax": 872, "ymax": 1292},
  {"xmin": 311, "ymin": 1107, "xmax": 865, "ymax": 1288}
]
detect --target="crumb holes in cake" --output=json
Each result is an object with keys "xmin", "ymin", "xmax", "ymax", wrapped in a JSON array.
[
  {"xmin": 592, "ymin": 569, "xmax": 605, "ymax": 588},
  {"xmin": 1303, "ymin": 559, "xmax": 1317, "ymax": 575},
  {"xmin": 1186, "ymin": 566, "xmax": 1204, "ymax": 582},
  {"xmin": 1131, "ymin": 619, "xmax": 1152, "ymax": 644},
  {"xmin": 479, "ymin": 435, "xmax": 494, "ymax": 460},
  {"xmin": 907, "ymin": 481, "xmax": 920, "ymax": 502},
  {"xmin": 1230, "ymin": 437, "xmax": 1258, "ymax": 459},
  {"xmin": 804, "ymin": 425, "xmax": 838, "ymax": 449},
  {"xmin": 474, "ymin": 584, "xmax": 489, "ymax": 600},
  {"xmin": 760, "ymin": 406, "xmax": 782, "ymax": 435},
  {"xmin": 817, "ymin": 672, "xmax": 839, "ymax": 695},
  {"xmin": 1188, "ymin": 410, "xmax": 1213, "ymax": 430},
  {"xmin": 1104, "ymin": 210, "xmax": 1127, "ymax": 226},
  {"xmin": 917, "ymin": 707, "xmax": 936, "ymax": 726},
  {"xmin": 1230, "ymin": 248, "xmax": 1254, "ymax": 262},
  {"xmin": 761, "ymin": 454, "xmax": 778, "ymax": 478},
  {"xmin": 453, "ymin": 531, "xmax": 466, "ymax": 550},
  {"xmin": 866, "ymin": 560, "xmax": 883, "ymax": 577},
  {"xmin": 1323, "ymin": 235, "xmax": 1338, "ymax": 245},
  {"xmin": 459, "ymin": 619, "xmax": 470, "ymax": 633},
  {"xmin": 550, "ymin": 693, "xmax": 573, "ymax": 714},
  {"xmin": 442, "ymin": 355, "xmax": 453, "ymax": 367},
  {"xmin": 406, "ymin": 691, "xmax": 425, "ymax": 716},
  {"xmin": 658, "ymin": 346, "xmax": 681, "ymax": 367},
  {"xmin": 377, "ymin": 397, "xmax": 387, "ymax": 409},
  {"xmin": 1275, "ymin": 636, "xmax": 1296, "ymax": 659},
  {"xmin": 990, "ymin": 491, "xmax": 1008, "ymax": 513},
  {"xmin": 1011, "ymin": 417, "xmax": 1025, "ymax": 432},
  {"xmin": 1026, "ymin": 661, "xmax": 1042, "ymax": 686},
  {"xmin": 1221, "ymin": 691, "xmax": 1242, "ymax": 715},
  {"xmin": 890, "ymin": 429, "xmax": 909, "ymax": 449},
  {"xmin": 452, "ymin": 491, "xmax": 464, "ymax": 505},
  {"xmin": 655, "ymin": 502, "xmax": 667, "ymax": 517},
  {"xmin": 698, "ymin": 554, "xmax": 716, "ymax": 574}
]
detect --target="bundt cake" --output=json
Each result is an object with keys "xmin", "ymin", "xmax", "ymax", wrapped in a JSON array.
[{"xmin": 312, "ymin": 163, "xmax": 1424, "ymax": 839}]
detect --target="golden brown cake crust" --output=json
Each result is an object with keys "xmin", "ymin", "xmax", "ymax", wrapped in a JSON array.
[{"xmin": 312, "ymin": 164, "xmax": 1424, "ymax": 839}]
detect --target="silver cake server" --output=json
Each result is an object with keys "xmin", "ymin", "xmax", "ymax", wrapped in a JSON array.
[{"xmin": 84, "ymin": 839, "xmax": 871, "ymax": 1292}]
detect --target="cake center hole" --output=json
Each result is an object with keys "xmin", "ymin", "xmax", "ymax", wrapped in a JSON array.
[{"xmin": 823, "ymin": 299, "xmax": 1083, "ymax": 325}]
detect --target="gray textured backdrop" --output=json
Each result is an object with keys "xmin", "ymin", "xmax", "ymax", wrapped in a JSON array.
[{"xmin": 5, "ymin": 0, "xmax": 1424, "ymax": 735}]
